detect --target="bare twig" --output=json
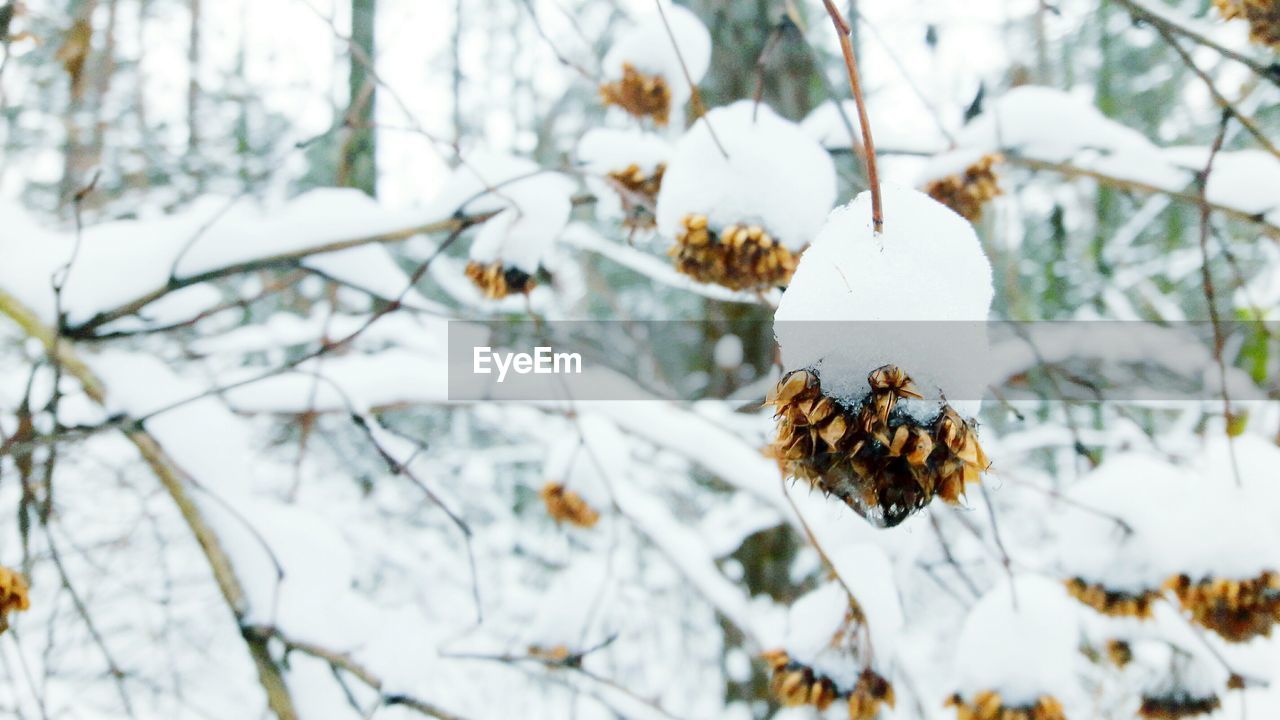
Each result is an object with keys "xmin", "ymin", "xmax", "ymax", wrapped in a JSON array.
[
  {"xmin": 652, "ymin": 0, "xmax": 727, "ymax": 158},
  {"xmin": 1196, "ymin": 111, "xmax": 1243, "ymax": 488},
  {"xmin": 821, "ymin": 0, "xmax": 882, "ymax": 232}
]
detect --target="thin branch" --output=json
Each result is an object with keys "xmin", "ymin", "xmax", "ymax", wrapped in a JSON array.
[
  {"xmin": 821, "ymin": 0, "xmax": 882, "ymax": 232},
  {"xmin": 0, "ymin": 288, "xmax": 301, "ymax": 720},
  {"xmin": 652, "ymin": 0, "xmax": 727, "ymax": 158},
  {"xmin": 1112, "ymin": 0, "xmax": 1280, "ymax": 87}
]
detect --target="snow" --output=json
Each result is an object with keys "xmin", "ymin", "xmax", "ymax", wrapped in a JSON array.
[
  {"xmin": 954, "ymin": 575, "xmax": 1084, "ymax": 709},
  {"xmin": 782, "ymin": 581, "xmax": 865, "ymax": 690},
  {"xmin": 601, "ymin": 3, "xmax": 711, "ymax": 109},
  {"xmin": 774, "ymin": 184, "xmax": 994, "ymax": 418},
  {"xmin": 955, "ymin": 86, "xmax": 1164, "ymax": 164},
  {"xmin": 576, "ymin": 128, "xmax": 671, "ymax": 175},
  {"xmin": 1055, "ymin": 452, "xmax": 1280, "ymax": 591},
  {"xmin": 655, "ymin": 100, "xmax": 837, "ymax": 252},
  {"xmin": 0, "ymin": 189, "xmax": 441, "ymax": 326},
  {"xmin": 428, "ymin": 150, "xmax": 577, "ymax": 274},
  {"xmin": 801, "ymin": 99, "xmax": 947, "ymax": 155},
  {"xmin": 1164, "ymin": 147, "xmax": 1280, "ymax": 216}
]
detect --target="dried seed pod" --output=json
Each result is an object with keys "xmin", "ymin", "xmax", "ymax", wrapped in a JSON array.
[
  {"xmin": 668, "ymin": 214, "xmax": 799, "ymax": 291},
  {"xmin": 0, "ymin": 565, "xmax": 30, "ymax": 634},
  {"xmin": 766, "ymin": 366, "xmax": 988, "ymax": 527},
  {"xmin": 1164, "ymin": 571, "xmax": 1280, "ymax": 642},
  {"xmin": 925, "ymin": 154, "xmax": 1003, "ymax": 223},
  {"xmin": 540, "ymin": 482, "xmax": 600, "ymax": 529},
  {"xmin": 606, "ymin": 163, "xmax": 666, "ymax": 230},
  {"xmin": 1104, "ymin": 639, "xmax": 1133, "ymax": 668},
  {"xmin": 847, "ymin": 668, "xmax": 895, "ymax": 720},
  {"xmin": 761, "ymin": 650, "xmax": 893, "ymax": 716},
  {"xmin": 1138, "ymin": 692, "xmax": 1222, "ymax": 719},
  {"xmin": 599, "ymin": 63, "xmax": 672, "ymax": 126},
  {"xmin": 1213, "ymin": 0, "xmax": 1280, "ymax": 48},
  {"xmin": 946, "ymin": 691, "xmax": 1066, "ymax": 720},
  {"xmin": 527, "ymin": 644, "xmax": 572, "ymax": 662},
  {"xmin": 1064, "ymin": 577, "xmax": 1162, "ymax": 619},
  {"xmin": 464, "ymin": 260, "xmax": 537, "ymax": 300}
]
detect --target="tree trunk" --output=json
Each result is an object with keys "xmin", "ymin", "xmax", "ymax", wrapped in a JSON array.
[{"xmin": 339, "ymin": 0, "xmax": 377, "ymax": 196}]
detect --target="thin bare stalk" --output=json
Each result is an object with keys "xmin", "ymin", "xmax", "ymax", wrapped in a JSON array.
[
  {"xmin": 822, "ymin": 0, "xmax": 882, "ymax": 232},
  {"xmin": 652, "ymin": 1, "xmax": 727, "ymax": 158}
]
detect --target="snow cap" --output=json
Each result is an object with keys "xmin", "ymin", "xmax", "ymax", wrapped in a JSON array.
[
  {"xmin": 602, "ymin": 3, "xmax": 711, "ymax": 109},
  {"xmin": 774, "ymin": 184, "xmax": 994, "ymax": 418},
  {"xmin": 656, "ymin": 100, "xmax": 837, "ymax": 252},
  {"xmin": 955, "ymin": 575, "xmax": 1084, "ymax": 709},
  {"xmin": 430, "ymin": 151, "xmax": 575, "ymax": 274}
]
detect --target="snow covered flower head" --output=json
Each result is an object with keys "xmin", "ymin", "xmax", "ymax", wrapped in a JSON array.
[
  {"xmin": 656, "ymin": 100, "xmax": 837, "ymax": 291},
  {"xmin": 948, "ymin": 576, "xmax": 1082, "ymax": 720},
  {"xmin": 430, "ymin": 151, "xmax": 575, "ymax": 300},
  {"xmin": 769, "ymin": 185, "xmax": 994, "ymax": 527},
  {"xmin": 1057, "ymin": 452, "xmax": 1280, "ymax": 640},
  {"xmin": 598, "ymin": 3, "xmax": 710, "ymax": 126},
  {"xmin": 762, "ymin": 550, "xmax": 900, "ymax": 719},
  {"xmin": 576, "ymin": 128, "xmax": 671, "ymax": 231}
]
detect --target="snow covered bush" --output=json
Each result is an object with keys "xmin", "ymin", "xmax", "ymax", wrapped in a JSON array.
[{"xmin": 2, "ymin": 1, "xmax": 1280, "ymax": 719}]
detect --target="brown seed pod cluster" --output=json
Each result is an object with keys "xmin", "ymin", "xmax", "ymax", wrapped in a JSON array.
[
  {"xmin": 847, "ymin": 668, "xmax": 897, "ymax": 720},
  {"xmin": 1064, "ymin": 578, "xmax": 1162, "ymax": 618},
  {"xmin": 766, "ymin": 366, "xmax": 989, "ymax": 528},
  {"xmin": 1164, "ymin": 571, "xmax": 1280, "ymax": 642},
  {"xmin": 0, "ymin": 565, "xmax": 30, "ymax": 633},
  {"xmin": 946, "ymin": 691, "xmax": 1066, "ymax": 720},
  {"xmin": 464, "ymin": 261, "xmax": 537, "ymax": 300},
  {"xmin": 540, "ymin": 482, "xmax": 600, "ymax": 529},
  {"xmin": 599, "ymin": 63, "xmax": 672, "ymax": 126},
  {"xmin": 925, "ymin": 154, "xmax": 1004, "ymax": 223},
  {"xmin": 527, "ymin": 644, "xmax": 572, "ymax": 663},
  {"xmin": 1138, "ymin": 693, "xmax": 1222, "ymax": 719},
  {"xmin": 669, "ymin": 214, "xmax": 799, "ymax": 291},
  {"xmin": 761, "ymin": 650, "xmax": 895, "ymax": 719},
  {"xmin": 1213, "ymin": 0, "xmax": 1280, "ymax": 48},
  {"xmin": 606, "ymin": 163, "xmax": 666, "ymax": 230},
  {"xmin": 1104, "ymin": 639, "xmax": 1133, "ymax": 668}
]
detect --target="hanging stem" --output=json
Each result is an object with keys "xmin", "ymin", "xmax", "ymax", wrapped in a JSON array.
[{"xmin": 822, "ymin": 0, "xmax": 882, "ymax": 232}]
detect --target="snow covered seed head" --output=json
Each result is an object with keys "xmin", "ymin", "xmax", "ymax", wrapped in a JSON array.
[
  {"xmin": 1164, "ymin": 571, "xmax": 1280, "ymax": 643},
  {"xmin": 1137, "ymin": 693, "xmax": 1222, "ymax": 719},
  {"xmin": 598, "ymin": 4, "xmax": 710, "ymax": 125},
  {"xmin": 924, "ymin": 153, "xmax": 1004, "ymax": 223},
  {"xmin": 540, "ymin": 481, "xmax": 600, "ymax": 529},
  {"xmin": 576, "ymin": 129, "xmax": 670, "ymax": 230},
  {"xmin": 946, "ymin": 691, "xmax": 1066, "ymax": 720},
  {"xmin": 952, "ymin": 576, "xmax": 1082, "ymax": 720},
  {"xmin": 770, "ymin": 186, "xmax": 994, "ymax": 527},
  {"xmin": 763, "ymin": 581, "xmax": 896, "ymax": 717},
  {"xmin": 0, "ymin": 565, "xmax": 30, "ymax": 633},
  {"xmin": 657, "ymin": 101, "xmax": 836, "ymax": 291},
  {"xmin": 429, "ymin": 151, "xmax": 575, "ymax": 300},
  {"xmin": 1213, "ymin": 0, "xmax": 1280, "ymax": 48}
]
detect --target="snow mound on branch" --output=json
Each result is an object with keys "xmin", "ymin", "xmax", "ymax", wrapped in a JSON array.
[
  {"xmin": 429, "ymin": 151, "xmax": 576, "ymax": 274},
  {"xmin": 773, "ymin": 184, "xmax": 994, "ymax": 418},
  {"xmin": 1056, "ymin": 453, "xmax": 1280, "ymax": 591},
  {"xmin": 656, "ymin": 100, "xmax": 837, "ymax": 252},
  {"xmin": 956, "ymin": 86, "xmax": 1160, "ymax": 162},
  {"xmin": 577, "ymin": 128, "xmax": 671, "ymax": 174},
  {"xmin": 1165, "ymin": 147, "xmax": 1280, "ymax": 216},
  {"xmin": 602, "ymin": 3, "xmax": 711, "ymax": 108},
  {"xmin": 955, "ymin": 575, "xmax": 1083, "ymax": 709}
]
